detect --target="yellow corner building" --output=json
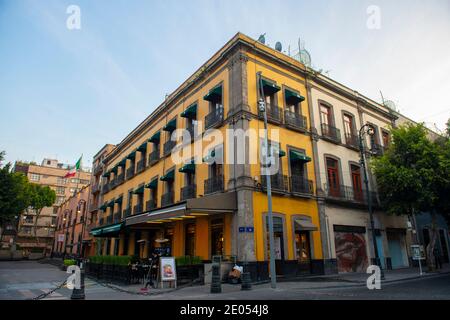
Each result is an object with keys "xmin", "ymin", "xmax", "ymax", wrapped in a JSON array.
[{"xmin": 89, "ymin": 33, "xmax": 325, "ymax": 280}]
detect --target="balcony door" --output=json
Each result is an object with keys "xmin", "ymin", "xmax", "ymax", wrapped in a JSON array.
[
  {"xmin": 320, "ymin": 104, "xmax": 332, "ymax": 126},
  {"xmin": 343, "ymin": 113, "xmax": 356, "ymax": 143},
  {"xmin": 350, "ymin": 165, "xmax": 363, "ymax": 201},
  {"xmin": 326, "ymin": 158, "xmax": 341, "ymax": 197}
]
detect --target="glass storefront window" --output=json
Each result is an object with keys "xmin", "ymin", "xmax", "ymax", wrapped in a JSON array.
[
  {"xmin": 295, "ymin": 231, "xmax": 311, "ymax": 263},
  {"xmin": 211, "ymin": 218, "xmax": 224, "ymax": 257}
]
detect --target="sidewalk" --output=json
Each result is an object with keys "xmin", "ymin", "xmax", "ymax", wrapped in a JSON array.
[{"xmin": 102, "ymin": 264, "xmax": 450, "ymax": 298}]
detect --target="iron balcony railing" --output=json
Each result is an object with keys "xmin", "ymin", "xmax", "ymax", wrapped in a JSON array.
[
  {"xmin": 181, "ymin": 184, "xmax": 197, "ymax": 200},
  {"xmin": 126, "ymin": 166, "xmax": 135, "ymax": 179},
  {"xmin": 345, "ymin": 133, "xmax": 360, "ymax": 150},
  {"xmin": 148, "ymin": 149, "xmax": 160, "ymax": 166},
  {"xmin": 146, "ymin": 200, "xmax": 156, "ymax": 211},
  {"xmin": 205, "ymin": 105, "xmax": 224, "ymax": 129},
  {"xmin": 133, "ymin": 204, "xmax": 143, "ymax": 215},
  {"xmin": 204, "ymin": 175, "xmax": 224, "ymax": 195},
  {"xmin": 113, "ymin": 211, "xmax": 122, "ymax": 223},
  {"xmin": 93, "ymin": 165, "xmax": 103, "ymax": 176},
  {"xmin": 259, "ymin": 104, "xmax": 282, "ymax": 123},
  {"xmin": 161, "ymin": 191, "xmax": 175, "ymax": 207},
  {"xmin": 163, "ymin": 140, "xmax": 177, "ymax": 156},
  {"xmin": 290, "ymin": 175, "xmax": 314, "ymax": 194},
  {"xmin": 101, "ymin": 183, "xmax": 110, "ymax": 194},
  {"xmin": 123, "ymin": 208, "xmax": 131, "ymax": 218},
  {"xmin": 109, "ymin": 178, "xmax": 117, "ymax": 189},
  {"xmin": 260, "ymin": 174, "xmax": 288, "ymax": 192},
  {"xmin": 91, "ymin": 183, "xmax": 100, "ymax": 194},
  {"xmin": 284, "ymin": 110, "xmax": 307, "ymax": 131},
  {"xmin": 136, "ymin": 158, "xmax": 146, "ymax": 173},
  {"xmin": 321, "ymin": 123, "xmax": 341, "ymax": 143},
  {"xmin": 116, "ymin": 173, "xmax": 125, "ymax": 185},
  {"xmin": 89, "ymin": 202, "xmax": 98, "ymax": 212},
  {"xmin": 323, "ymin": 183, "xmax": 378, "ymax": 205}
]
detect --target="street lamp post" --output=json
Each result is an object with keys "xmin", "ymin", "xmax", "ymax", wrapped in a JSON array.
[
  {"xmin": 257, "ymin": 72, "xmax": 277, "ymax": 289},
  {"xmin": 358, "ymin": 124, "xmax": 385, "ymax": 279},
  {"xmin": 78, "ymin": 199, "xmax": 87, "ymax": 258}
]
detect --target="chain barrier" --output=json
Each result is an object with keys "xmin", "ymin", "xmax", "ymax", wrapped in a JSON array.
[{"xmin": 29, "ymin": 280, "xmax": 68, "ymax": 300}]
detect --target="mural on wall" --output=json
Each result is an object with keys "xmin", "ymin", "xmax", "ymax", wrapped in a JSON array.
[{"xmin": 334, "ymin": 232, "xmax": 368, "ymax": 272}]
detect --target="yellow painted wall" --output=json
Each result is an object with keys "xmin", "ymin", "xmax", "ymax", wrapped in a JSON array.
[
  {"xmin": 101, "ymin": 62, "xmax": 230, "ymax": 222},
  {"xmin": 252, "ymin": 193, "xmax": 322, "ymax": 261}
]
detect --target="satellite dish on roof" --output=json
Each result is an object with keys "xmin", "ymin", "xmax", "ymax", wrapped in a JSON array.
[
  {"xmin": 258, "ymin": 33, "xmax": 266, "ymax": 44},
  {"xmin": 275, "ymin": 41, "xmax": 282, "ymax": 52},
  {"xmin": 384, "ymin": 100, "xmax": 398, "ymax": 112}
]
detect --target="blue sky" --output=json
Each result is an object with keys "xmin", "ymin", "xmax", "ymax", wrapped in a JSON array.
[{"xmin": 1, "ymin": 0, "xmax": 449, "ymax": 168}]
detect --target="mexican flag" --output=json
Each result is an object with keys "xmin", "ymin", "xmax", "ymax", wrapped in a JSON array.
[{"xmin": 64, "ymin": 156, "xmax": 82, "ymax": 178}]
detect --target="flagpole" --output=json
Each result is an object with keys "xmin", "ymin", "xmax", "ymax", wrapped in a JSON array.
[{"xmin": 73, "ymin": 155, "xmax": 82, "ymax": 196}]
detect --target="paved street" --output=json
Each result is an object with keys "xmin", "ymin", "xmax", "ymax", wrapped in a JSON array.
[{"xmin": 1, "ymin": 260, "xmax": 450, "ymax": 300}]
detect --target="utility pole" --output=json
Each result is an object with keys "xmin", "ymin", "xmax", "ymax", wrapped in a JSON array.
[
  {"xmin": 257, "ymin": 72, "xmax": 277, "ymax": 289},
  {"xmin": 358, "ymin": 124, "xmax": 385, "ymax": 280}
]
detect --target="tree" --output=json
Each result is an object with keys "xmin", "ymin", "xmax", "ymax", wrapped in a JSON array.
[
  {"xmin": 27, "ymin": 184, "xmax": 56, "ymax": 241},
  {"xmin": 0, "ymin": 155, "xmax": 31, "ymax": 226},
  {"xmin": 372, "ymin": 123, "xmax": 450, "ymax": 271}
]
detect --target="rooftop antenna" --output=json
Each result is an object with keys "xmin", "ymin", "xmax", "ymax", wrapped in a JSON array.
[{"xmin": 293, "ymin": 37, "xmax": 311, "ymax": 67}]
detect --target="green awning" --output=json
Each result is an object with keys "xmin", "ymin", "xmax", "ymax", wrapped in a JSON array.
[
  {"xmin": 163, "ymin": 119, "xmax": 177, "ymax": 132},
  {"xmin": 111, "ymin": 165, "xmax": 119, "ymax": 174},
  {"xmin": 203, "ymin": 86, "xmax": 222, "ymax": 102},
  {"xmin": 137, "ymin": 142, "xmax": 147, "ymax": 152},
  {"xmin": 118, "ymin": 158, "xmax": 127, "ymax": 168},
  {"xmin": 279, "ymin": 150, "xmax": 286, "ymax": 157},
  {"xmin": 114, "ymin": 197, "xmax": 123, "ymax": 204},
  {"xmin": 181, "ymin": 103, "xmax": 197, "ymax": 118},
  {"xmin": 148, "ymin": 131, "xmax": 161, "ymax": 143},
  {"xmin": 102, "ymin": 171, "xmax": 110, "ymax": 178},
  {"xmin": 90, "ymin": 222, "xmax": 123, "ymax": 237},
  {"xmin": 179, "ymin": 163, "xmax": 195, "ymax": 173},
  {"xmin": 261, "ymin": 79, "xmax": 281, "ymax": 95},
  {"xmin": 107, "ymin": 200, "xmax": 115, "ymax": 207},
  {"xmin": 133, "ymin": 185, "xmax": 145, "ymax": 194},
  {"xmin": 127, "ymin": 150, "xmax": 136, "ymax": 160},
  {"xmin": 99, "ymin": 203, "xmax": 108, "ymax": 211},
  {"xmin": 289, "ymin": 150, "xmax": 311, "ymax": 162},
  {"xmin": 145, "ymin": 179, "xmax": 158, "ymax": 189},
  {"xmin": 285, "ymin": 88, "xmax": 305, "ymax": 104},
  {"xmin": 160, "ymin": 170, "xmax": 175, "ymax": 181},
  {"xmin": 202, "ymin": 149, "xmax": 216, "ymax": 163}
]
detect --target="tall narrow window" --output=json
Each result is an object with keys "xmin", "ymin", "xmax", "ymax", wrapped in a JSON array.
[
  {"xmin": 382, "ymin": 131, "xmax": 390, "ymax": 147},
  {"xmin": 344, "ymin": 114, "xmax": 358, "ymax": 146},
  {"xmin": 351, "ymin": 164, "xmax": 363, "ymax": 201},
  {"xmin": 320, "ymin": 104, "xmax": 331, "ymax": 126},
  {"xmin": 326, "ymin": 158, "xmax": 341, "ymax": 197}
]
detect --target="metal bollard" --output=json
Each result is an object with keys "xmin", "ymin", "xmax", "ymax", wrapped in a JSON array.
[
  {"xmin": 241, "ymin": 271, "xmax": 252, "ymax": 290},
  {"xmin": 210, "ymin": 263, "xmax": 222, "ymax": 294},
  {"xmin": 70, "ymin": 266, "xmax": 86, "ymax": 300}
]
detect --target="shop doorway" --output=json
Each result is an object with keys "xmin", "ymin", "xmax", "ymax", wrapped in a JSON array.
[
  {"xmin": 387, "ymin": 230, "xmax": 408, "ymax": 269},
  {"xmin": 266, "ymin": 216, "xmax": 285, "ymax": 275},
  {"xmin": 295, "ymin": 231, "xmax": 311, "ymax": 273}
]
